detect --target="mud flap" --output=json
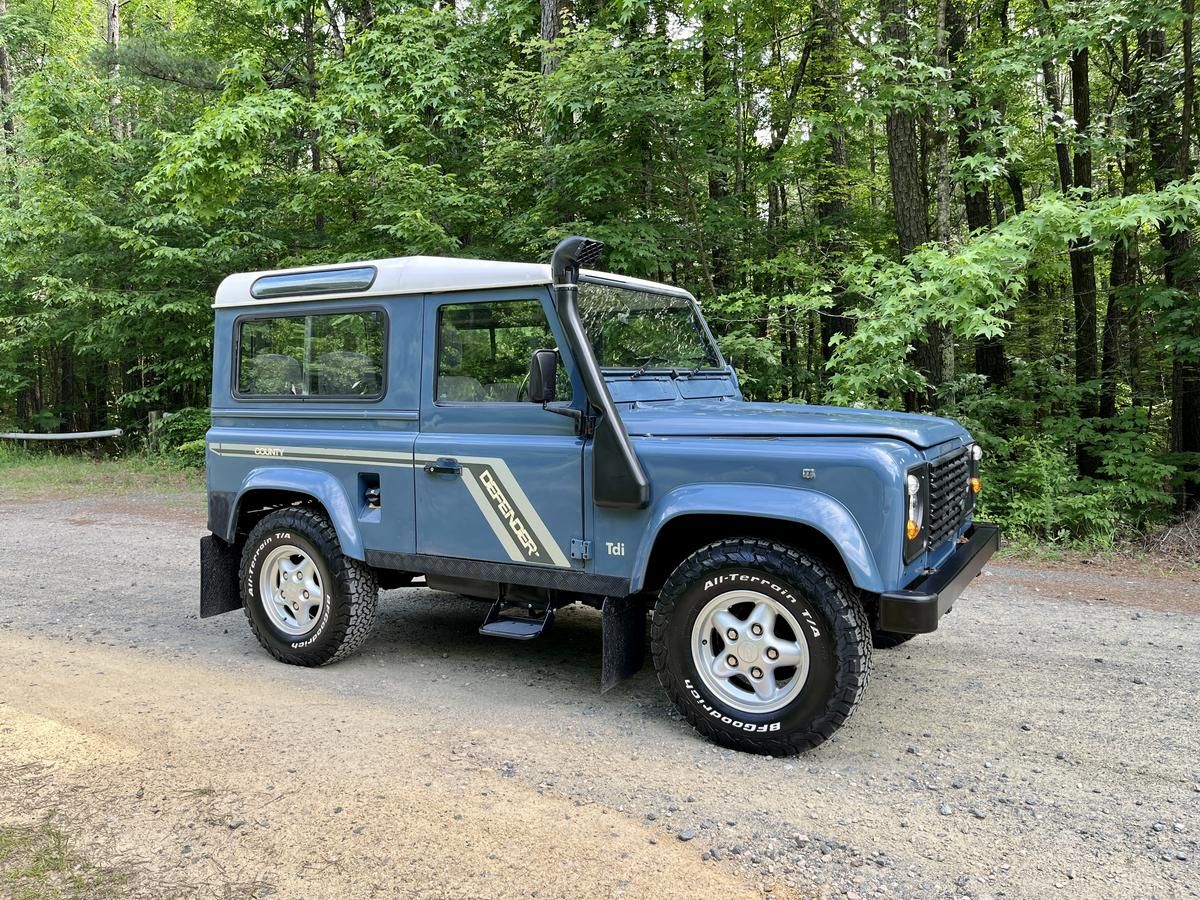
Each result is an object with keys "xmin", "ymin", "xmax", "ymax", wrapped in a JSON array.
[
  {"xmin": 600, "ymin": 595, "xmax": 646, "ymax": 693},
  {"xmin": 200, "ymin": 534, "xmax": 242, "ymax": 618}
]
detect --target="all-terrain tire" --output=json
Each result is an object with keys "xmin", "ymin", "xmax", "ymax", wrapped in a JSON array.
[
  {"xmin": 651, "ymin": 538, "xmax": 871, "ymax": 755},
  {"xmin": 870, "ymin": 628, "xmax": 919, "ymax": 649},
  {"xmin": 239, "ymin": 507, "xmax": 378, "ymax": 666}
]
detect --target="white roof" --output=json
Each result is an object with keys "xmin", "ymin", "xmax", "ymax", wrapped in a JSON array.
[{"xmin": 213, "ymin": 255, "xmax": 692, "ymax": 308}]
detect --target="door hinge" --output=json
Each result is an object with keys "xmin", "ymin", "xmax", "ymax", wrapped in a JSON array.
[{"xmin": 570, "ymin": 539, "xmax": 592, "ymax": 560}]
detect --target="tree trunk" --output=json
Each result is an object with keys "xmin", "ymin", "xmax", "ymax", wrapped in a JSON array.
[
  {"xmin": 0, "ymin": 0, "xmax": 13, "ymax": 148},
  {"xmin": 934, "ymin": 0, "xmax": 952, "ymax": 247},
  {"xmin": 1101, "ymin": 35, "xmax": 1143, "ymax": 423},
  {"xmin": 303, "ymin": 5, "xmax": 325, "ymax": 241},
  {"xmin": 1068, "ymin": 44, "xmax": 1100, "ymax": 477},
  {"xmin": 105, "ymin": 0, "xmax": 126, "ymax": 139},
  {"xmin": 813, "ymin": 0, "xmax": 853, "ymax": 360},
  {"xmin": 1145, "ymin": 12, "xmax": 1200, "ymax": 508},
  {"xmin": 1100, "ymin": 237, "xmax": 1129, "ymax": 421},
  {"xmin": 929, "ymin": 0, "xmax": 954, "ymax": 405},
  {"xmin": 702, "ymin": 17, "xmax": 730, "ymax": 292},
  {"xmin": 322, "ymin": 0, "xmax": 347, "ymax": 57},
  {"xmin": 948, "ymin": 0, "xmax": 990, "ymax": 235},
  {"xmin": 880, "ymin": 0, "xmax": 933, "ymax": 408},
  {"xmin": 540, "ymin": 0, "xmax": 561, "ymax": 77},
  {"xmin": 947, "ymin": 0, "xmax": 1002, "ymax": 390},
  {"xmin": 1041, "ymin": 59, "xmax": 1074, "ymax": 193}
]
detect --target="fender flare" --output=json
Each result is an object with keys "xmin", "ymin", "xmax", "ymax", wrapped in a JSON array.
[
  {"xmin": 219, "ymin": 467, "xmax": 365, "ymax": 561},
  {"xmin": 628, "ymin": 483, "xmax": 883, "ymax": 593}
]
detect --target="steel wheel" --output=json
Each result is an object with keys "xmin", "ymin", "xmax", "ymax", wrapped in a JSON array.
[
  {"xmin": 690, "ymin": 589, "xmax": 810, "ymax": 715},
  {"xmin": 259, "ymin": 544, "xmax": 325, "ymax": 636}
]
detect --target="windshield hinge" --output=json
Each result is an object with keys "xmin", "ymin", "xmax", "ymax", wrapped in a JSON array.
[{"xmin": 570, "ymin": 539, "xmax": 592, "ymax": 561}]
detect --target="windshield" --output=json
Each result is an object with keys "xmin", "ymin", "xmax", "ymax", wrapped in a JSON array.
[{"xmin": 578, "ymin": 282, "xmax": 723, "ymax": 372}]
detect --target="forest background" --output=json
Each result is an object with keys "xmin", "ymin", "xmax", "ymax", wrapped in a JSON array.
[{"xmin": 1, "ymin": 0, "xmax": 1198, "ymax": 547}]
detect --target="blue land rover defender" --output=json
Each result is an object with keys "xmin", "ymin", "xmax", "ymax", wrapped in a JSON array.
[{"xmin": 200, "ymin": 237, "xmax": 998, "ymax": 754}]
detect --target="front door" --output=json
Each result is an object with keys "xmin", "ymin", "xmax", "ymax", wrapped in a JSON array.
[{"xmin": 414, "ymin": 288, "xmax": 585, "ymax": 573}]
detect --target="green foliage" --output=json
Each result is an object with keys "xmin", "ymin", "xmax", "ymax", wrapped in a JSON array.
[
  {"xmin": 0, "ymin": 823, "xmax": 128, "ymax": 899},
  {"xmin": 949, "ymin": 361, "xmax": 1176, "ymax": 546},
  {"xmin": 174, "ymin": 438, "xmax": 208, "ymax": 469},
  {"xmin": 829, "ymin": 182, "xmax": 1200, "ymax": 408},
  {"xmin": 153, "ymin": 406, "xmax": 210, "ymax": 469},
  {"xmin": 974, "ymin": 435, "xmax": 1127, "ymax": 547},
  {"xmin": 0, "ymin": 0, "xmax": 1198, "ymax": 546}
]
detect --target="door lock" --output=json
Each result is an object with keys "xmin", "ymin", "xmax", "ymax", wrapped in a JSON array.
[{"xmin": 423, "ymin": 458, "xmax": 462, "ymax": 476}]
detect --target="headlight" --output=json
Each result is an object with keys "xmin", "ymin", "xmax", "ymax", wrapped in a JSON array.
[
  {"xmin": 967, "ymin": 443, "xmax": 982, "ymax": 508},
  {"xmin": 904, "ymin": 465, "xmax": 928, "ymax": 563},
  {"xmin": 905, "ymin": 475, "xmax": 921, "ymax": 538}
]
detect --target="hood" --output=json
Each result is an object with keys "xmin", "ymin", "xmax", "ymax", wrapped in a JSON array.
[{"xmin": 620, "ymin": 400, "xmax": 968, "ymax": 450}]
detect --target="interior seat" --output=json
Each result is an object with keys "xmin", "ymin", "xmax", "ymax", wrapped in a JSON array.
[{"xmin": 243, "ymin": 353, "xmax": 303, "ymax": 395}]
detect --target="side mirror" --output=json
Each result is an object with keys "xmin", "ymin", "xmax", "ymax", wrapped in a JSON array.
[{"xmin": 527, "ymin": 348, "xmax": 559, "ymax": 404}]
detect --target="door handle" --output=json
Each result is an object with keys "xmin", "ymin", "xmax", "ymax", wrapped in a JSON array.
[{"xmin": 423, "ymin": 457, "xmax": 462, "ymax": 476}]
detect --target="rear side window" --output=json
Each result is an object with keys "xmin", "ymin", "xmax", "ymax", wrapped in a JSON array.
[
  {"xmin": 237, "ymin": 310, "xmax": 386, "ymax": 399},
  {"xmin": 437, "ymin": 299, "xmax": 570, "ymax": 403}
]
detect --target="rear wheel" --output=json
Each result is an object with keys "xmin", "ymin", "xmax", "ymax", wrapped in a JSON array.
[
  {"xmin": 651, "ymin": 538, "xmax": 872, "ymax": 755},
  {"xmin": 240, "ymin": 507, "xmax": 378, "ymax": 666}
]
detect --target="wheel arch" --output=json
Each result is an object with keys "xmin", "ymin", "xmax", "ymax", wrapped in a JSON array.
[
  {"xmin": 213, "ymin": 467, "xmax": 365, "ymax": 561},
  {"xmin": 630, "ymin": 484, "xmax": 882, "ymax": 595}
]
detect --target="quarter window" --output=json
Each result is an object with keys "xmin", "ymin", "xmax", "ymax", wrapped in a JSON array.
[
  {"xmin": 437, "ymin": 299, "xmax": 570, "ymax": 403},
  {"xmin": 237, "ymin": 310, "xmax": 386, "ymax": 398}
]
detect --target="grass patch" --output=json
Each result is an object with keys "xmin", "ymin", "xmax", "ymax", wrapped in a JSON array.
[
  {"xmin": 0, "ymin": 824, "xmax": 126, "ymax": 899},
  {"xmin": 0, "ymin": 447, "xmax": 202, "ymax": 501}
]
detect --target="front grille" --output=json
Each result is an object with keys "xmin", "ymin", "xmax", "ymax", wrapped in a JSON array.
[{"xmin": 927, "ymin": 448, "xmax": 971, "ymax": 551}]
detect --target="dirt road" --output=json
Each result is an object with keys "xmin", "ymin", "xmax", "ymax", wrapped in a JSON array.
[{"xmin": 1, "ymin": 490, "xmax": 1197, "ymax": 899}]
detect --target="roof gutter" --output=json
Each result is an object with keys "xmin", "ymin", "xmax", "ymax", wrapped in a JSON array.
[{"xmin": 550, "ymin": 237, "xmax": 650, "ymax": 510}]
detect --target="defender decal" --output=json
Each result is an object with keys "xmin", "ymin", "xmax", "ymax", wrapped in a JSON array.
[
  {"xmin": 416, "ymin": 453, "xmax": 572, "ymax": 569},
  {"xmin": 477, "ymin": 468, "xmax": 541, "ymax": 559}
]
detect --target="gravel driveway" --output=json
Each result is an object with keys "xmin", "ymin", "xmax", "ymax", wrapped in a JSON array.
[{"xmin": 1, "ymin": 489, "xmax": 1197, "ymax": 899}]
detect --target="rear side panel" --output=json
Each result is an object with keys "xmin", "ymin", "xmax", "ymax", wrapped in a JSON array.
[{"xmin": 206, "ymin": 295, "xmax": 424, "ymax": 558}]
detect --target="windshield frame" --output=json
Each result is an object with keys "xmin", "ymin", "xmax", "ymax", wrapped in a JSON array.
[{"xmin": 577, "ymin": 275, "xmax": 727, "ymax": 375}]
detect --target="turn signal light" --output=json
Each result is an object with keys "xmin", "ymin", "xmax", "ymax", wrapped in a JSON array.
[
  {"xmin": 970, "ymin": 476, "xmax": 982, "ymax": 494},
  {"xmin": 906, "ymin": 519, "xmax": 921, "ymax": 540}
]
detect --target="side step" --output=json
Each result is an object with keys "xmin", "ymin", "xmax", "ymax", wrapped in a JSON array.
[{"xmin": 479, "ymin": 600, "xmax": 555, "ymax": 640}]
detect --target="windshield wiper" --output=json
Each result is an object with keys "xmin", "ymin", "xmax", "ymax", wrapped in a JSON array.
[
  {"xmin": 680, "ymin": 355, "xmax": 713, "ymax": 379},
  {"xmin": 631, "ymin": 354, "xmax": 670, "ymax": 378}
]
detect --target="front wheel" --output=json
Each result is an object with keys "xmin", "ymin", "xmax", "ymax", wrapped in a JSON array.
[
  {"xmin": 240, "ymin": 507, "xmax": 378, "ymax": 666},
  {"xmin": 651, "ymin": 539, "xmax": 871, "ymax": 755}
]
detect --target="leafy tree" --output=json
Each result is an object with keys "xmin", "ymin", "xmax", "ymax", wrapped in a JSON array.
[{"xmin": 0, "ymin": 0, "xmax": 1198, "ymax": 540}]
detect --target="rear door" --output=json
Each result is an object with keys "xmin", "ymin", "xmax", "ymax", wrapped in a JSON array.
[{"xmin": 413, "ymin": 287, "xmax": 586, "ymax": 573}]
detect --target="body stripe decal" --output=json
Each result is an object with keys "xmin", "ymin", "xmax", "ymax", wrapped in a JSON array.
[
  {"xmin": 460, "ymin": 468, "xmax": 527, "ymax": 563},
  {"xmin": 210, "ymin": 443, "xmax": 573, "ymax": 568}
]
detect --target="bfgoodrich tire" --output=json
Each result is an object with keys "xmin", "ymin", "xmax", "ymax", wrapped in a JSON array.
[
  {"xmin": 240, "ymin": 507, "xmax": 378, "ymax": 666},
  {"xmin": 651, "ymin": 538, "xmax": 872, "ymax": 755}
]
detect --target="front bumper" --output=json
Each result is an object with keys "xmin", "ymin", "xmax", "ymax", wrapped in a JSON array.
[{"xmin": 877, "ymin": 523, "xmax": 1000, "ymax": 634}]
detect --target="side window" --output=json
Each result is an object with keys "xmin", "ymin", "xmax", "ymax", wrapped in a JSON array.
[
  {"xmin": 437, "ymin": 299, "xmax": 571, "ymax": 403},
  {"xmin": 237, "ymin": 310, "xmax": 386, "ymax": 398}
]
